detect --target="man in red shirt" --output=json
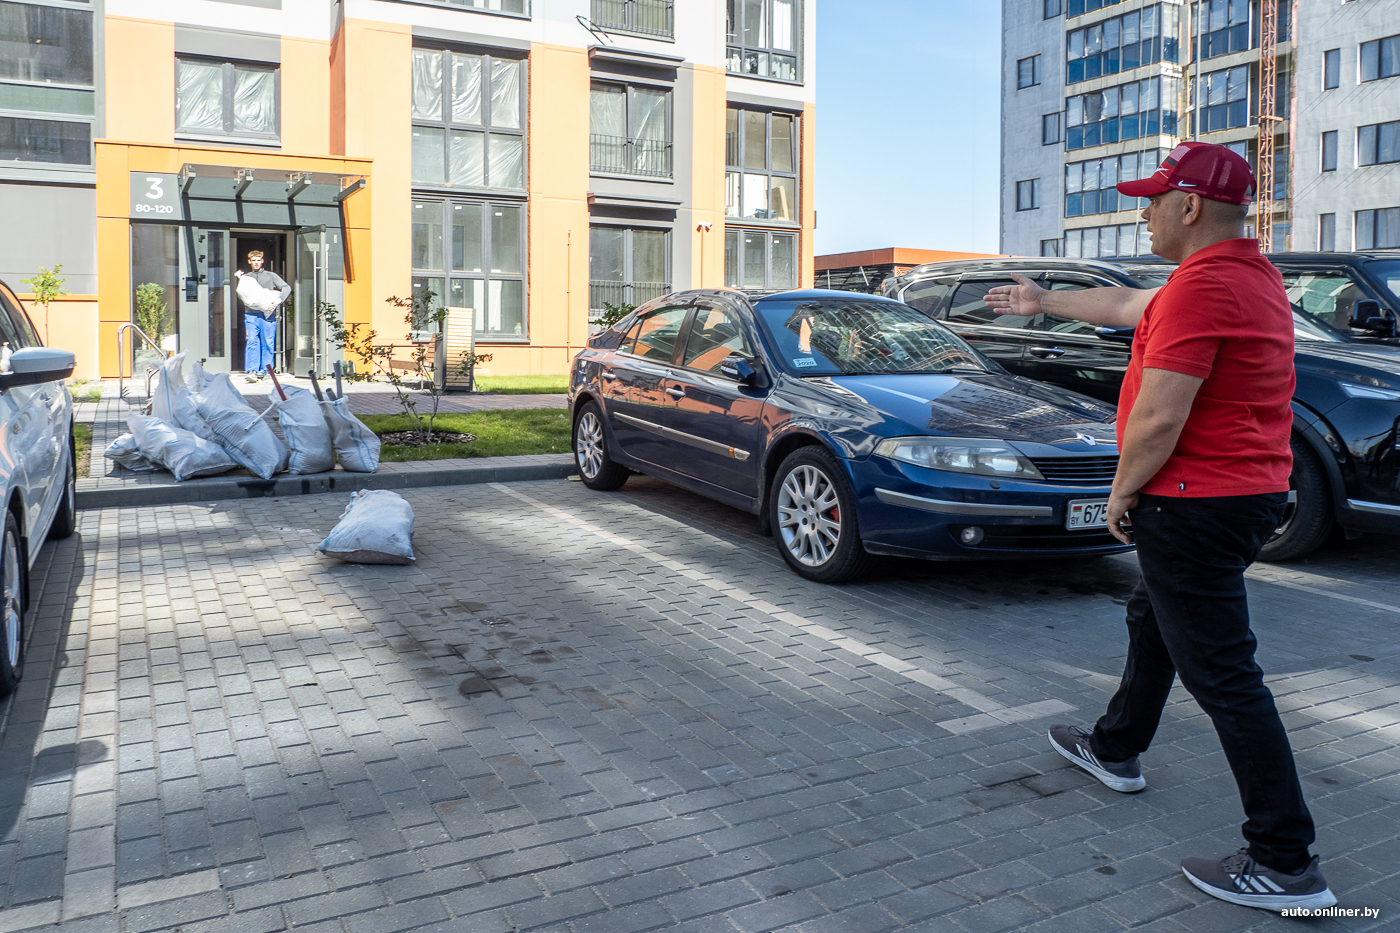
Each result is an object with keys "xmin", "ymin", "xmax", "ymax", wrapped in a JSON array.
[{"xmin": 986, "ymin": 142, "xmax": 1335, "ymax": 913}]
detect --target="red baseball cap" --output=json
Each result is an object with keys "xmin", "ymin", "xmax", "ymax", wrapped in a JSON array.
[{"xmin": 1116, "ymin": 141, "xmax": 1256, "ymax": 205}]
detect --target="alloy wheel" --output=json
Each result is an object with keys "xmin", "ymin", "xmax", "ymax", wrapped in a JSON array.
[
  {"xmin": 777, "ymin": 464, "xmax": 843, "ymax": 567},
  {"xmin": 2, "ymin": 530, "xmax": 19, "ymax": 670},
  {"xmin": 576, "ymin": 411, "xmax": 605, "ymax": 480}
]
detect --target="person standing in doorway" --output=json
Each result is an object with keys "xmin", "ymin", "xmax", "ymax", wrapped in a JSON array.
[
  {"xmin": 985, "ymin": 142, "xmax": 1336, "ymax": 913},
  {"xmin": 239, "ymin": 250, "xmax": 290, "ymax": 380}
]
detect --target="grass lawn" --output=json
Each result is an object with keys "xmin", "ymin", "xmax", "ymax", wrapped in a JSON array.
[
  {"xmin": 74, "ymin": 423, "xmax": 92, "ymax": 478},
  {"xmin": 69, "ymin": 380, "xmax": 102, "ymax": 403},
  {"xmin": 473, "ymin": 374, "xmax": 569, "ymax": 394},
  {"xmin": 360, "ymin": 409, "xmax": 572, "ymax": 461}
]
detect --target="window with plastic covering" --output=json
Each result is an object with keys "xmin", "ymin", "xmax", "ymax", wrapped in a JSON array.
[
  {"xmin": 176, "ymin": 58, "xmax": 278, "ymax": 141},
  {"xmin": 411, "ymin": 47, "xmax": 524, "ymax": 191}
]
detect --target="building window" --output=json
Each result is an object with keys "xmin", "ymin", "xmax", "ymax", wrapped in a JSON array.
[
  {"xmin": 1358, "ymin": 121, "xmax": 1400, "ymax": 166},
  {"xmin": 726, "ymin": 0, "xmax": 800, "ymax": 82},
  {"xmin": 1067, "ymin": 5, "xmax": 1177, "ymax": 85},
  {"xmin": 1356, "ymin": 207, "xmax": 1400, "ymax": 250},
  {"xmin": 1066, "ymin": 76, "xmax": 1178, "ymax": 151},
  {"xmin": 591, "ymin": 82, "xmax": 671, "ymax": 178},
  {"xmin": 1320, "ymin": 131, "xmax": 1337, "ymax": 172},
  {"xmin": 411, "ymin": 48, "xmax": 524, "ymax": 190},
  {"xmin": 1067, "ymin": 0, "xmax": 1125, "ymax": 15},
  {"xmin": 1042, "ymin": 112, "xmax": 1062, "ymax": 145},
  {"xmin": 1064, "ymin": 223, "xmax": 1150, "ymax": 259},
  {"xmin": 1017, "ymin": 55, "xmax": 1040, "ymax": 89},
  {"xmin": 1198, "ymin": 65, "xmax": 1249, "ymax": 133},
  {"xmin": 1323, "ymin": 49, "xmax": 1340, "ymax": 89},
  {"xmin": 1319, "ymin": 213, "xmax": 1336, "ymax": 252},
  {"xmin": 1360, "ymin": 35, "xmax": 1400, "ymax": 83},
  {"xmin": 412, "ymin": 199, "xmax": 526, "ymax": 338},
  {"xmin": 589, "ymin": 226, "xmax": 669, "ymax": 320},
  {"xmin": 1044, "ymin": 0, "xmax": 1062, "ymax": 18},
  {"xmin": 1066, "ymin": 150, "xmax": 1159, "ymax": 218},
  {"xmin": 176, "ymin": 58, "xmax": 278, "ymax": 141},
  {"xmin": 1041, "ymin": 238, "xmax": 1062, "ymax": 257},
  {"xmin": 725, "ymin": 107, "xmax": 799, "ymax": 224},
  {"xmin": 1197, "ymin": 0, "xmax": 1250, "ymax": 60},
  {"xmin": 1016, "ymin": 179, "xmax": 1041, "ymax": 211},
  {"xmin": 413, "ymin": 0, "xmax": 526, "ymax": 12},
  {"xmin": 0, "ymin": 2, "xmax": 95, "ymax": 168},
  {"xmin": 724, "ymin": 229, "xmax": 796, "ymax": 290},
  {"xmin": 591, "ymin": 0, "xmax": 673, "ymax": 38}
]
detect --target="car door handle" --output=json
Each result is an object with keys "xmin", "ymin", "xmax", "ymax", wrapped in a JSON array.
[
  {"xmin": 602, "ymin": 372, "xmax": 619, "ymax": 381},
  {"xmin": 665, "ymin": 386, "xmax": 686, "ymax": 398},
  {"xmin": 1029, "ymin": 347, "xmax": 1066, "ymax": 359}
]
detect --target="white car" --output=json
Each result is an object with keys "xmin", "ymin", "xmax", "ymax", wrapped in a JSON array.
[{"xmin": 0, "ymin": 279, "xmax": 77, "ymax": 697}]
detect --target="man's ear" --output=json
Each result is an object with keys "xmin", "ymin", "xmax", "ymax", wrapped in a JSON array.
[{"xmin": 1180, "ymin": 192, "xmax": 1203, "ymax": 226}]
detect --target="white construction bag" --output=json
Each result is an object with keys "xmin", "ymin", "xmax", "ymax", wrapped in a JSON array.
[
  {"xmin": 235, "ymin": 272, "xmax": 282, "ymax": 314},
  {"xmin": 103, "ymin": 433, "xmax": 159, "ymax": 472},
  {"xmin": 267, "ymin": 386, "xmax": 335, "ymax": 474},
  {"xmin": 190, "ymin": 373, "xmax": 290, "ymax": 479},
  {"xmin": 320, "ymin": 396, "xmax": 381, "ymax": 473},
  {"xmin": 317, "ymin": 490, "xmax": 415, "ymax": 564},
  {"xmin": 150, "ymin": 352, "xmax": 213, "ymax": 440},
  {"xmin": 128, "ymin": 414, "xmax": 237, "ymax": 481}
]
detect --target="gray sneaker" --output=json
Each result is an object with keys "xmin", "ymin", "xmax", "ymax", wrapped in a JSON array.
[
  {"xmin": 1047, "ymin": 724, "xmax": 1146, "ymax": 793},
  {"xmin": 1181, "ymin": 849, "xmax": 1336, "ymax": 912}
]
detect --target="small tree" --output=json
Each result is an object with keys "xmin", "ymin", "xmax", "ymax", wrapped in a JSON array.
[
  {"xmin": 21, "ymin": 264, "xmax": 68, "ymax": 345},
  {"xmin": 135, "ymin": 282, "xmax": 171, "ymax": 345},
  {"xmin": 594, "ymin": 300, "xmax": 636, "ymax": 330}
]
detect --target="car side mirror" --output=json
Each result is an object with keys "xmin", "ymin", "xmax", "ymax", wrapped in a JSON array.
[
  {"xmin": 719, "ymin": 356, "xmax": 757, "ymax": 383},
  {"xmin": 1349, "ymin": 299, "xmax": 1396, "ymax": 335},
  {"xmin": 1094, "ymin": 325, "xmax": 1136, "ymax": 344},
  {"xmin": 0, "ymin": 346, "xmax": 76, "ymax": 390}
]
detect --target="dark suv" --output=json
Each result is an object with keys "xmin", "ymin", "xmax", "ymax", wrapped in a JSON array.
[{"xmin": 881, "ymin": 255, "xmax": 1400, "ymax": 561}]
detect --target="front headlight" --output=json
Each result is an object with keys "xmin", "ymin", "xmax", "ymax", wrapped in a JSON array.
[
  {"xmin": 1340, "ymin": 382, "xmax": 1400, "ymax": 401},
  {"xmin": 874, "ymin": 436, "xmax": 1044, "ymax": 480}
]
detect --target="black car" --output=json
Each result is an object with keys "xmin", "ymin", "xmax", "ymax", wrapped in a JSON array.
[
  {"xmin": 569, "ymin": 289, "xmax": 1133, "ymax": 583},
  {"xmin": 881, "ymin": 256, "xmax": 1400, "ymax": 561}
]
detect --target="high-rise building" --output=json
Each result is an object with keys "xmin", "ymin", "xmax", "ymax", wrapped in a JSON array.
[
  {"xmin": 0, "ymin": 0, "xmax": 816, "ymax": 380},
  {"xmin": 1001, "ymin": 0, "xmax": 1400, "ymax": 259}
]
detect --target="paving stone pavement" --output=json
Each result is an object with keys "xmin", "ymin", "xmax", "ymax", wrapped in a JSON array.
[{"xmin": 2, "ymin": 474, "xmax": 1398, "ymax": 932}]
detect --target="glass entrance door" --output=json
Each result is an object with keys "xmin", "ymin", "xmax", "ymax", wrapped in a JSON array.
[
  {"xmin": 291, "ymin": 226, "xmax": 345, "ymax": 377},
  {"xmin": 178, "ymin": 228, "xmax": 234, "ymax": 374}
]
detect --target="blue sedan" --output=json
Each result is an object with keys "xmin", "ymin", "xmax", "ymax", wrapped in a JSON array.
[{"xmin": 569, "ymin": 289, "xmax": 1131, "ymax": 582}]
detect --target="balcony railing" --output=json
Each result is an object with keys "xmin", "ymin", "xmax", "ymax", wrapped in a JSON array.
[
  {"xmin": 591, "ymin": 0, "xmax": 674, "ymax": 37},
  {"xmin": 589, "ymin": 280, "xmax": 670, "ymax": 322},
  {"xmin": 590, "ymin": 134, "xmax": 673, "ymax": 178}
]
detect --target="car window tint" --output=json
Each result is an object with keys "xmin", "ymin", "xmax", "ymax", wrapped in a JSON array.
[
  {"xmin": 947, "ymin": 281, "xmax": 1033, "ymax": 328},
  {"xmin": 903, "ymin": 279, "xmax": 955, "ymax": 316},
  {"xmin": 0, "ymin": 284, "xmax": 35, "ymax": 349},
  {"xmin": 1279, "ymin": 272, "xmax": 1364, "ymax": 331},
  {"xmin": 626, "ymin": 306, "xmax": 690, "ymax": 362},
  {"xmin": 1041, "ymin": 281, "xmax": 1099, "ymax": 335},
  {"xmin": 682, "ymin": 307, "xmax": 752, "ymax": 375}
]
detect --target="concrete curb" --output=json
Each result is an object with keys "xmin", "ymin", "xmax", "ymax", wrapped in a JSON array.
[{"xmin": 77, "ymin": 457, "xmax": 576, "ymax": 509}]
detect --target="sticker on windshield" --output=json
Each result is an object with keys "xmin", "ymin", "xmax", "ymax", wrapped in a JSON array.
[{"xmin": 793, "ymin": 357, "xmax": 818, "ymax": 368}]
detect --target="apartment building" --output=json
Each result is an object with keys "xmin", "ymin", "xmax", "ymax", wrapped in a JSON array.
[
  {"xmin": 1001, "ymin": 0, "xmax": 1399, "ymax": 260},
  {"xmin": 0, "ymin": 0, "xmax": 816, "ymax": 381}
]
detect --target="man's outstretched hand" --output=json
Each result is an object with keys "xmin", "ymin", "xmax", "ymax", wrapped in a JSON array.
[{"xmin": 984, "ymin": 273, "xmax": 1043, "ymax": 317}]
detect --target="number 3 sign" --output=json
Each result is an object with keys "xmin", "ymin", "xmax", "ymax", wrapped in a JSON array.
[{"xmin": 128, "ymin": 172, "xmax": 182, "ymax": 219}]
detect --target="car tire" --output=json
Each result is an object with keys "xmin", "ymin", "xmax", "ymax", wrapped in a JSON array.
[
  {"xmin": 1259, "ymin": 435, "xmax": 1333, "ymax": 562},
  {"xmin": 573, "ymin": 401, "xmax": 629, "ymax": 491},
  {"xmin": 770, "ymin": 446, "xmax": 871, "ymax": 583},
  {"xmin": 0, "ymin": 511, "xmax": 26, "ymax": 698},
  {"xmin": 48, "ymin": 426, "xmax": 77, "ymax": 541}
]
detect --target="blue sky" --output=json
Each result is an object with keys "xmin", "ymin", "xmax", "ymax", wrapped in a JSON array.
[{"xmin": 814, "ymin": 1, "xmax": 1002, "ymax": 256}]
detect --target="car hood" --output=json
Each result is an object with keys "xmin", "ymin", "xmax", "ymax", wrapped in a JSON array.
[{"xmin": 820, "ymin": 371, "xmax": 1118, "ymax": 449}]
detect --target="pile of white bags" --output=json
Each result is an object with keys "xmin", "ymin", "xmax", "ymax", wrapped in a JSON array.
[
  {"xmin": 191, "ymin": 372, "xmax": 289, "ymax": 479},
  {"xmin": 128, "ymin": 414, "xmax": 237, "ymax": 481},
  {"xmin": 235, "ymin": 272, "xmax": 282, "ymax": 313},
  {"xmin": 317, "ymin": 490, "xmax": 415, "ymax": 564},
  {"xmin": 268, "ymin": 386, "xmax": 335, "ymax": 475},
  {"xmin": 102, "ymin": 433, "xmax": 159, "ymax": 472},
  {"xmin": 320, "ymin": 395, "xmax": 382, "ymax": 473}
]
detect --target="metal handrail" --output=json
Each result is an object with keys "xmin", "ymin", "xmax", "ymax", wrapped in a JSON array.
[{"xmin": 117, "ymin": 322, "xmax": 166, "ymax": 401}]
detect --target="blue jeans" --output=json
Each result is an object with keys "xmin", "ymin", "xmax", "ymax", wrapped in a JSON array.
[
  {"xmin": 245, "ymin": 312, "xmax": 277, "ymax": 373},
  {"xmin": 1089, "ymin": 492, "xmax": 1316, "ymax": 872}
]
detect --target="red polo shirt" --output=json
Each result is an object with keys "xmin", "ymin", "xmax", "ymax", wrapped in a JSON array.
[{"xmin": 1117, "ymin": 238, "xmax": 1295, "ymax": 497}]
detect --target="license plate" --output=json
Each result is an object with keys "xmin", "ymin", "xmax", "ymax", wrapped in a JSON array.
[{"xmin": 1066, "ymin": 498, "xmax": 1110, "ymax": 530}]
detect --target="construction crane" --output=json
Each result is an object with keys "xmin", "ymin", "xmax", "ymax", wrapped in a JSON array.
[{"xmin": 1257, "ymin": 0, "xmax": 1280, "ymax": 252}]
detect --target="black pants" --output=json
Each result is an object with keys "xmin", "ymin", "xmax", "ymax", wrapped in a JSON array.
[{"xmin": 1089, "ymin": 492, "xmax": 1316, "ymax": 872}]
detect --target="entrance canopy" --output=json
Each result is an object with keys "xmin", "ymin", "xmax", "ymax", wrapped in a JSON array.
[{"xmin": 130, "ymin": 163, "xmax": 365, "ymax": 231}]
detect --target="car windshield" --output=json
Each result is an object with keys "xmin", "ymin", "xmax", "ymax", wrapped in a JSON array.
[
  {"xmin": 755, "ymin": 298, "xmax": 989, "ymax": 376},
  {"xmin": 1365, "ymin": 259, "xmax": 1400, "ymax": 307}
]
